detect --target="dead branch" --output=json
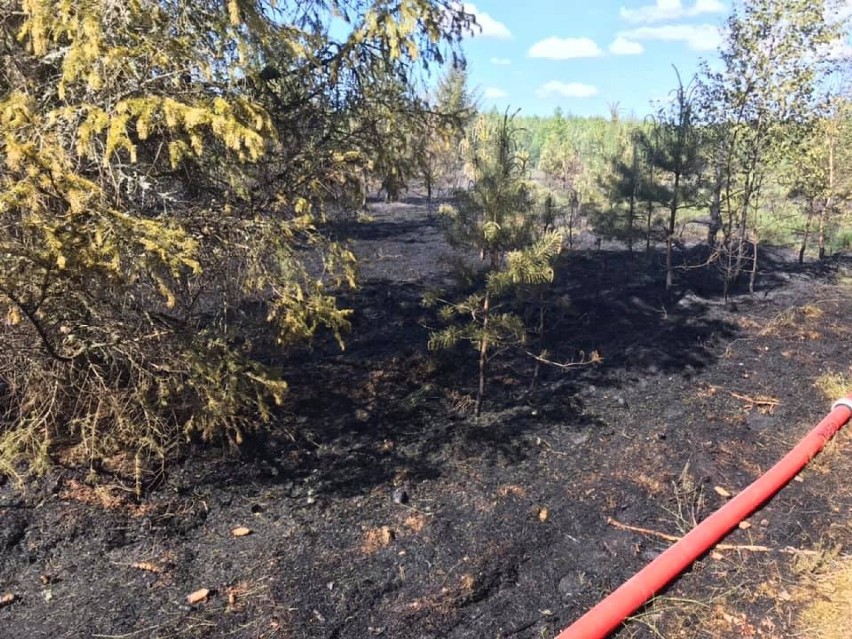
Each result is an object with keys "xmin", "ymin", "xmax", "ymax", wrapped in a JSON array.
[
  {"xmin": 606, "ymin": 517, "xmax": 821, "ymax": 556},
  {"xmin": 729, "ymin": 391, "xmax": 780, "ymax": 412},
  {"xmin": 523, "ymin": 349, "xmax": 602, "ymax": 370}
]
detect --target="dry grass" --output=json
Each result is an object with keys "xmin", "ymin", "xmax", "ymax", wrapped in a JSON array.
[
  {"xmin": 361, "ymin": 526, "xmax": 395, "ymax": 554},
  {"xmin": 796, "ymin": 558, "xmax": 852, "ymax": 639},
  {"xmin": 750, "ymin": 303, "xmax": 825, "ymax": 339},
  {"xmin": 799, "ymin": 304, "xmax": 824, "ymax": 319},
  {"xmin": 495, "ymin": 484, "xmax": 527, "ymax": 498},
  {"xmin": 813, "ymin": 371, "xmax": 852, "ymax": 402},
  {"xmin": 60, "ymin": 479, "xmax": 129, "ymax": 510},
  {"xmin": 403, "ymin": 513, "xmax": 428, "ymax": 533}
]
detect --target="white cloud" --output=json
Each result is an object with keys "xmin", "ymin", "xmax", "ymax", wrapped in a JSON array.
[
  {"xmin": 490, "ymin": 57, "xmax": 512, "ymax": 65},
  {"xmin": 609, "ymin": 36, "xmax": 645, "ymax": 55},
  {"xmin": 619, "ymin": 24, "xmax": 722, "ymax": 50},
  {"xmin": 620, "ymin": 0, "xmax": 726, "ymax": 24},
  {"xmin": 537, "ymin": 81, "xmax": 599, "ymax": 98},
  {"xmin": 528, "ymin": 37, "xmax": 603, "ymax": 59},
  {"xmin": 464, "ymin": 3, "xmax": 512, "ymax": 38},
  {"xmin": 483, "ymin": 87, "xmax": 508, "ymax": 98}
]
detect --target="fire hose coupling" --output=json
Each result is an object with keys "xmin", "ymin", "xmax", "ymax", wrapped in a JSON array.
[{"xmin": 831, "ymin": 398, "xmax": 852, "ymax": 413}]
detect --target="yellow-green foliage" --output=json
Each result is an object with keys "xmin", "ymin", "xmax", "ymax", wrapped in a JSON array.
[
  {"xmin": 0, "ymin": 0, "xmax": 470, "ymax": 482},
  {"xmin": 430, "ymin": 114, "xmax": 563, "ymax": 415}
]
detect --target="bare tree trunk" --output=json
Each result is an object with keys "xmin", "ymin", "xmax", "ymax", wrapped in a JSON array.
[
  {"xmin": 735, "ymin": 204, "xmax": 748, "ymax": 276},
  {"xmin": 749, "ymin": 238, "xmax": 758, "ymax": 294},
  {"xmin": 707, "ymin": 168, "xmax": 722, "ymax": 247},
  {"xmin": 722, "ymin": 208, "xmax": 735, "ymax": 305},
  {"xmin": 723, "ymin": 249, "xmax": 733, "ymax": 305},
  {"xmin": 529, "ymin": 294, "xmax": 545, "ymax": 392},
  {"xmin": 628, "ymin": 145, "xmax": 638, "ymax": 254},
  {"xmin": 665, "ymin": 236, "xmax": 673, "ymax": 290},
  {"xmin": 645, "ymin": 164, "xmax": 654, "ymax": 256},
  {"xmin": 567, "ymin": 200, "xmax": 577, "ymax": 250},
  {"xmin": 645, "ymin": 202, "xmax": 653, "ymax": 255},
  {"xmin": 734, "ymin": 171, "xmax": 755, "ymax": 277},
  {"xmin": 627, "ymin": 191, "xmax": 636, "ymax": 254},
  {"xmin": 666, "ymin": 172, "xmax": 681, "ymax": 291},
  {"xmin": 798, "ymin": 204, "xmax": 814, "ymax": 264},
  {"xmin": 360, "ymin": 167, "xmax": 369, "ymax": 212},
  {"xmin": 818, "ymin": 138, "xmax": 835, "ymax": 261},
  {"xmin": 474, "ymin": 291, "xmax": 490, "ymax": 418}
]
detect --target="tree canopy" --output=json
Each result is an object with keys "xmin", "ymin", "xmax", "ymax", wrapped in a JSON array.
[{"xmin": 0, "ymin": 0, "xmax": 472, "ymax": 481}]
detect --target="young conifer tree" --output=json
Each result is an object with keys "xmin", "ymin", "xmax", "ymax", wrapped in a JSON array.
[{"xmin": 428, "ymin": 113, "xmax": 563, "ymax": 417}]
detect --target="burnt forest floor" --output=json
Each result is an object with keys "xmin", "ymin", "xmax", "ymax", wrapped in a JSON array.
[{"xmin": 2, "ymin": 198, "xmax": 852, "ymax": 639}]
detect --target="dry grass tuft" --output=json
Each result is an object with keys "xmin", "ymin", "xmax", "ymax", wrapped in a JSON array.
[
  {"xmin": 754, "ymin": 303, "xmax": 826, "ymax": 339},
  {"xmin": 813, "ymin": 372, "xmax": 852, "ymax": 402},
  {"xmin": 60, "ymin": 479, "xmax": 127, "ymax": 510},
  {"xmin": 797, "ymin": 558, "xmax": 852, "ymax": 639},
  {"xmin": 495, "ymin": 484, "xmax": 527, "ymax": 498},
  {"xmin": 800, "ymin": 304, "xmax": 824, "ymax": 319},
  {"xmin": 361, "ymin": 526, "xmax": 395, "ymax": 554},
  {"xmin": 403, "ymin": 513, "xmax": 428, "ymax": 534}
]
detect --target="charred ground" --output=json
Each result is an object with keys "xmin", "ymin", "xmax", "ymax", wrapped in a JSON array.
[{"xmin": 2, "ymin": 200, "xmax": 852, "ymax": 639}]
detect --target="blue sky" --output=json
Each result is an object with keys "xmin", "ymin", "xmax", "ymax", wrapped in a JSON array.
[
  {"xmin": 457, "ymin": 0, "xmax": 732, "ymax": 118},
  {"xmin": 458, "ymin": 0, "xmax": 852, "ymax": 118}
]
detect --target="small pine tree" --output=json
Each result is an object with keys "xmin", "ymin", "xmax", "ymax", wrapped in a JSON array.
[
  {"xmin": 428, "ymin": 113, "xmax": 562, "ymax": 417},
  {"xmin": 649, "ymin": 69, "xmax": 703, "ymax": 291}
]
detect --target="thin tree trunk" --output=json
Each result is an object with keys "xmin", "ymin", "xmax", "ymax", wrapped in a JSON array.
[
  {"xmin": 707, "ymin": 166, "xmax": 723, "ymax": 247},
  {"xmin": 665, "ymin": 236, "xmax": 673, "ymax": 290},
  {"xmin": 827, "ymin": 132, "xmax": 835, "ymax": 250},
  {"xmin": 628, "ymin": 146, "xmax": 638, "ymax": 254},
  {"xmin": 818, "ymin": 140, "xmax": 834, "ymax": 260},
  {"xmin": 735, "ymin": 171, "xmax": 754, "ymax": 277},
  {"xmin": 475, "ymin": 290, "xmax": 490, "ymax": 419},
  {"xmin": 723, "ymin": 216, "xmax": 735, "ymax": 305},
  {"xmin": 819, "ymin": 138, "xmax": 834, "ymax": 261},
  {"xmin": 735, "ymin": 203, "xmax": 749, "ymax": 275},
  {"xmin": 646, "ymin": 203, "xmax": 652, "ymax": 255},
  {"xmin": 627, "ymin": 192, "xmax": 635, "ymax": 254},
  {"xmin": 666, "ymin": 172, "xmax": 681, "ymax": 291},
  {"xmin": 360, "ymin": 167, "xmax": 369, "ymax": 212},
  {"xmin": 798, "ymin": 204, "xmax": 814, "ymax": 264},
  {"xmin": 723, "ymin": 249, "xmax": 733, "ymax": 305},
  {"xmin": 749, "ymin": 238, "xmax": 758, "ymax": 294},
  {"xmin": 568, "ymin": 201, "xmax": 576, "ymax": 250},
  {"xmin": 529, "ymin": 294, "xmax": 545, "ymax": 392}
]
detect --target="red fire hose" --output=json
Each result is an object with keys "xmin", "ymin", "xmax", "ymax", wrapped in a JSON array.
[{"xmin": 557, "ymin": 395, "xmax": 852, "ymax": 639}]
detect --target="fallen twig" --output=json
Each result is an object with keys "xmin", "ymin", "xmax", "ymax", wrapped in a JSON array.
[
  {"xmin": 729, "ymin": 391, "xmax": 780, "ymax": 412},
  {"xmin": 606, "ymin": 517, "xmax": 821, "ymax": 556},
  {"xmin": 534, "ymin": 436, "xmax": 571, "ymax": 456},
  {"xmin": 523, "ymin": 349, "xmax": 602, "ymax": 370}
]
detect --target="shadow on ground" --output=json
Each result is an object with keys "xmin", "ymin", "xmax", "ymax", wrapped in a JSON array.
[{"xmin": 3, "ymin": 198, "xmax": 852, "ymax": 639}]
